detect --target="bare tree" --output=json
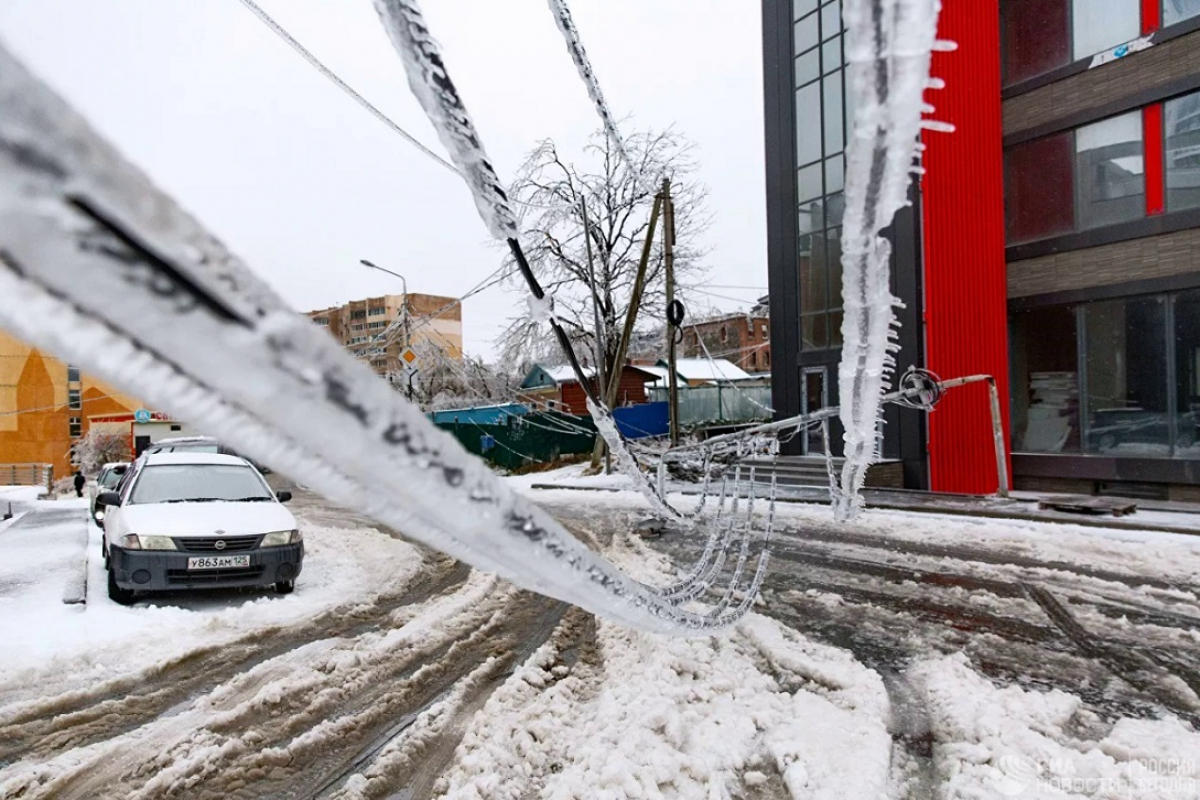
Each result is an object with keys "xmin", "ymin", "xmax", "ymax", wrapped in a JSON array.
[{"xmin": 500, "ymin": 126, "xmax": 710, "ymax": 386}]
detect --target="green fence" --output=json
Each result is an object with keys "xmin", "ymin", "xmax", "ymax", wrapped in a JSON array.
[{"xmin": 435, "ymin": 411, "xmax": 597, "ymax": 471}]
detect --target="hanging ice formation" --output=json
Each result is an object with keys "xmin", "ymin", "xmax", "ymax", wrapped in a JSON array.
[
  {"xmin": 0, "ymin": 40, "xmax": 779, "ymax": 634},
  {"xmin": 833, "ymin": 0, "xmax": 952, "ymax": 521},
  {"xmin": 370, "ymin": 0, "xmax": 686, "ymax": 524},
  {"xmin": 545, "ymin": 0, "xmax": 655, "ymax": 196}
]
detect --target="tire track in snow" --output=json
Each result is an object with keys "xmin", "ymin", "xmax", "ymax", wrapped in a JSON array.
[{"xmin": 0, "ymin": 555, "xmax": 469, "ymax": 769}]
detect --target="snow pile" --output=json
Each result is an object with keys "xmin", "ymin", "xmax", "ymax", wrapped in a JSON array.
[
  {"xmin": 912, "ymin": 653, "xmax": 1200, "ymax": 799},
  {"xmin": 435, "ymin": 534, "xmax": 893, "ymax": 799}
]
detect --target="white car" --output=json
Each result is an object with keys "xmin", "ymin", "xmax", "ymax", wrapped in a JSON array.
[
  {"xmin": 98, "ymin": 453, "xmax": 303, "ymax": 605},
  {"xmin": 89, "ymin": 461, "xmax": 129, "ymax": 525}
]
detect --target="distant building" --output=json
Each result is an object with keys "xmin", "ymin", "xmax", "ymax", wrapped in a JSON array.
[
  {"xmin": 680, "ymin": 313, "xmax": 771, "ymax": 374},
  {"xmin": 0, "ymin": 328, "xmax": 146, "ymax": 477},
  {"xmin": 643, "ymin": 358, "xmax": 756, "ymax": 388},
  {"xmin": 518, "ymin": 364, "xmax": 658, "ymax": 415},
  {"xmin": 307, "ymin": 293, "xmax": 463, "ymax": 380}
]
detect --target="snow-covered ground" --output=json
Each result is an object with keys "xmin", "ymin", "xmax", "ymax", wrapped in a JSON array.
[
  {"xmin": 2, "ymin": 473, "xmax": 1200, "ymax": 798},
  {"xmin": 0, "ymin": 491, "xmax": 424, "ymax": 709}
]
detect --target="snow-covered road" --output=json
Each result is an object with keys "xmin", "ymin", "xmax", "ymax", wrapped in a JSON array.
[{"xmin": 3, "ymin": 480, "xmax": 1200, "ymax": 798}]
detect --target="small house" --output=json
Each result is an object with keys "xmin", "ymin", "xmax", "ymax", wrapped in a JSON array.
[{"xmin": 519, "ymin": 364, "xmax": 658, "ymax": 415}]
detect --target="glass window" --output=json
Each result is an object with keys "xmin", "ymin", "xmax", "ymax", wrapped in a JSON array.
[
  {"xmin": 794, "ymin": 0, "xmax": 818, "ymax": 20},
  {"xmin": 802, "ymin": 314, "xmax": 828, "ymax": 350},
  {"xmin": 1005, "ymin": 131, "xmax": 1075, "ymax": 243},
  {"xmin": 825, "ymin": 154, "xmax": 845, "ymax": 194},
  {"xmin": 798, "ymin": 162, "xmax": 824, "ymax": 202},
  {"xmin": 821, "ymin": 1, "xmax": 841, "ymax": 39},
  {"xmin": 1166, "ymin": 91, "xmax": 1200, "ymax": 213},
  {"xmin": 799, "ymin": 198, "xmax": 824, "ymax": 235},
  {"xmin": 796, "ymin": 82, "xmax": 822, "ymax": 167},
  {"xmin": 794, "ymin": 13, "xmax": 819, "ymax": 54},
  {"xmin": 1075, "ymin": 112, "xmax": 1145, "ymax": 230},
  {"xmin": 826, "ymin": 192, "xmax": 845, "ymax": 227},
  {"xmin": 827, "ymin": 227, "xmax": 843, "ymax": 309},
  {"xmin": 795, "ymin": 48, "xmax": 819, "ymax": 86},
  {"xmin": 823, "ymin": 72, "xmax": 844, "ymax": 155},
  {"xmin": 68, "ymin": 388, "xmax": 81, "ymax": 410},
  {"xmin": 829, "ymin": 309, "xmax": 843, "ymax": 347},
  {"xmin": 69, "ymin": 417, "xmax": 82, "ymax": 438},
  {"xmin": 1010, "ymin": 306, "xmax": 1080, "ymax": 453},
  {"xmin": 67, "ymin": 364, "xmax": 80, "ymax": 383},
  {"xmin": 800, "ymin": 234, "xmax": 827, "ymax": 313},
  {"xmin": 1072, "ymin": 0, "xmax": 1140, "ymax": 60},
  {"xmin": 1165, "ymin": 0, "xmax": 1200, "ymax": 26},
  {"xmin": 1084, "ymin": 297, "xmax": 1168, "ymax": 455},
  {"xmin": 130, "ymin": 464, "xmax": 273, "ymax": 504},
  {"xmin": 1002, "ymin": 0, "xmax": 1070, "ymax": 85},
  {"xmin": 1174, "ymin": 290, "xmax": 1200, "ymax": 456},
  {"xmin": 822, "ymin": 36, "xmax": 842, "ymax": 74}
]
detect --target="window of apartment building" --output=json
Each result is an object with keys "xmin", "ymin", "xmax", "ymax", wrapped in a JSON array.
[
  {"xmin": 69, "ymin": 417, "xmax": 82, "ymax": 438},
  {"xmin": 1166, "ymin": 91, "xmax": 1200, "ymax": 212},
  {"xmin": 1003, "ymin": 0, "xmax": 1139, "ymax": 86},
  {"xmin": 350, "ymin": 309, "xmax": 366, "ymax": 319},
  {"xmin": 368, "ymin": 306, "xmax": 386, "ymax": 316},
  {"xmin": 314, "ymin": 317, "xmax": 329, "ymax": 326},
  {"xmin": 68, "ymin": 388, "xmax": 81, "ymax": 410},
  {"xmin": 1166, "ymin": 0, "xmax": 1200, "ymax": 26},
  {"xmin": 67, "ymin": 364, "xmax": 80, "ymax": 383},
  {"xmin": 1006, "ymin": 109, "xmax": 1152, "ymax": 243},
  {"xmin": 1004, "ymin": 2, "xmax": 1200, "ymax": 86},
  {"xmin": 1011, "ymin": 291, "xmax": 1200, "ymax": 458},
  {"xmin": 795, "ymin": 0, "xmax": 846, "ymax": 352}
]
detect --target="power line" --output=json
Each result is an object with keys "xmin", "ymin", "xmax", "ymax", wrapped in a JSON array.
[{"xmin": 235, "ymin": 0, "xmax": 456, "ymax": 175}]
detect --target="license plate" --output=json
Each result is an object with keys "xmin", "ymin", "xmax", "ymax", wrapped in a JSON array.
[{"xmin": 187, "ymin": 555, "xmax": 251, "ymax": 570}]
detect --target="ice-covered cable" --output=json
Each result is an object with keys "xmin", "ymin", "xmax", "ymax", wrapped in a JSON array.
[
  {"xmin": 0, "ymin": 42, "xmax": 739, "ymax": 633},
  {"xmin": 834, "ymin": 0, "xmax": 948, "ymax": 520},
  {"xmin": 371, "ymin": 0, "xmax": 685, "ymax": 523},
  {"xmin": 545, "ymin": 0, "xmax": 655, "ymax": 196}
]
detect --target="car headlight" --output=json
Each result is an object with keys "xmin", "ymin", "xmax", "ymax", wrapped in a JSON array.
[
  {"xmin": 94, "ymin": 509, "xmax": 105, "ymax": 520},
  {"xmin": 118, "ymin": 534, "xmax": 141, "ymax": 550},
  {"xmin": 261, "ymin": 529, "xmax": 301, "ymax": 547},
  {"xmin": 140, "ymin": 535, "xmax": 178, "ymax": 551}
]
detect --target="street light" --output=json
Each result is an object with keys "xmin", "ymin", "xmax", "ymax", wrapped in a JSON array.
[{"xmin": 359, "ymin": 259, "xmax": 414, "ymax": 400}]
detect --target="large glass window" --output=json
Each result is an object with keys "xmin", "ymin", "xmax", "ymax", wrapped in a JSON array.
[
  {"xmin": 1166, "ymin": 91, "xmax": 1200, "ymax": 213},
  {"xmin": 1005, "ymin": 132, "xmax": 1075, "ymax": 243},
  {"xmin": 794, "ymin": 0, "xmax": 846, "ymax": 352},
  {"xmin": 1075, "ymin": 112, "xmax": 1146, "ymax": 230},
  {"xmin": 1003, "ymin": 0, "xmax": 1071, "ymax": 85},
  {"xmin": 1164, "ymin": 0, "xmax": 1200, "ymax": 26},
  {"xmin": 1084, "ymin": 297, "xmax": 1169, "ymax": 455},
  {"xmin": 1011, "ymin": 306, "xmax": 1081, "ymax": 453},
  {"xmin": 1072, "ymin": 0, "xmax": 1141, "ymax": 62},
  {"xmin": 1175, "ymin": 290, "xmax": 1200, "ymax": 454},
  {"xmin": 1003, "ymin": 0, "xmax": 1142, "ymax": 86}
]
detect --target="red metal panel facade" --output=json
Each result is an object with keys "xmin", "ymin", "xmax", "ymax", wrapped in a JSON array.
[
  {"xmin": 921, "ymin": 1, "xmax": 1011, "ymax": 493},
  {"xmin": 1144, "ymin": 104, "xmax": 1166, "ymax": 215}
]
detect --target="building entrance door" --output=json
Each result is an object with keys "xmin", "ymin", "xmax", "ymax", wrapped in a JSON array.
[{"xmin": 801, "ymin": 367, "xmax": 827, "ymax": 455}]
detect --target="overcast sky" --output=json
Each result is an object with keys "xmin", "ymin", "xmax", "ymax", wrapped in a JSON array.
[{"xmin": 0, "ymin": 1, "xmax": 767, "ymax": 359}]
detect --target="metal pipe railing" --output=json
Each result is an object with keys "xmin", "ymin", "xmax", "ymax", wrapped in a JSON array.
[{"xmin": 663, "ymin": 373, "xmax": 1010, "ymax": 498}]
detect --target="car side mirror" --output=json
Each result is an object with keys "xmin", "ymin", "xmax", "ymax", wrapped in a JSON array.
[
  {"xmin": 276, "ymin": 490, "xmax": 292, "ymax": 504},
  {"xmin": 97, "ymin": 491, "xmax": 122, "ymax": 507}
]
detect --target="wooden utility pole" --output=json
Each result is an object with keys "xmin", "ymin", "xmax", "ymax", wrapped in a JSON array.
[
  {"xmin": 662, "ymin": 179, "xmax": 680, "ymax": 446},
  {"xmin": 589, "ymin": 190, "xmax": 664, "ymax": 469}
]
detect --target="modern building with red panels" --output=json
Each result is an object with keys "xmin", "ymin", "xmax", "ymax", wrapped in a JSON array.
[{"xmin": 763, "ymin": 0, "xmax": 1200, "ymax": 500}]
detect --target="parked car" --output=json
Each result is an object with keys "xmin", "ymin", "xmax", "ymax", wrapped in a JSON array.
[
  {"xmin": 143, "ymin": 436, "xmax": 271, "ymax": 473},
  {"xmin": 88, "ymin": 461, "xmax": 129, "ymax": 525},
  {"xmin": 97, "ymin": 453, "xmax": 302, "ymax": 605}
]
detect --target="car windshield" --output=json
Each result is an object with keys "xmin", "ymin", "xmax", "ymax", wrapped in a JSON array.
[
  {"xmin": 98, "ymin": 469, "xmax": 123, "ymax": 488},
  {"xmin": 129, "ymin": 464, "xmax": 272, "ymax": 504}
]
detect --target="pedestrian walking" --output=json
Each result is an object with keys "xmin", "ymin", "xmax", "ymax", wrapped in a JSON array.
[{"xmin": 73, "ymin": 470, "xmax": 85, "ymax": 498}]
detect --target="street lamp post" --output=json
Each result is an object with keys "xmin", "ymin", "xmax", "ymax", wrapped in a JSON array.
[{"xmin": 359, "ymin": 259, "xmax": 413, "ymax": 400}]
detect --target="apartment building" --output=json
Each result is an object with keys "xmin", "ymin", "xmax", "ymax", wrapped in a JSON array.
[{"xmin": 307, "ymin": 293, "xmax": 464, "ymax": 380}]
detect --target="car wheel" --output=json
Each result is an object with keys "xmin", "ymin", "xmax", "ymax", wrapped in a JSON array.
[
  {"xmin": 274, "ymin": 580, "xmax": 295, "ymax": 595},
  {"xmin": 107, "ymin": 565, "xmax": 136, "ymax": 606}
]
